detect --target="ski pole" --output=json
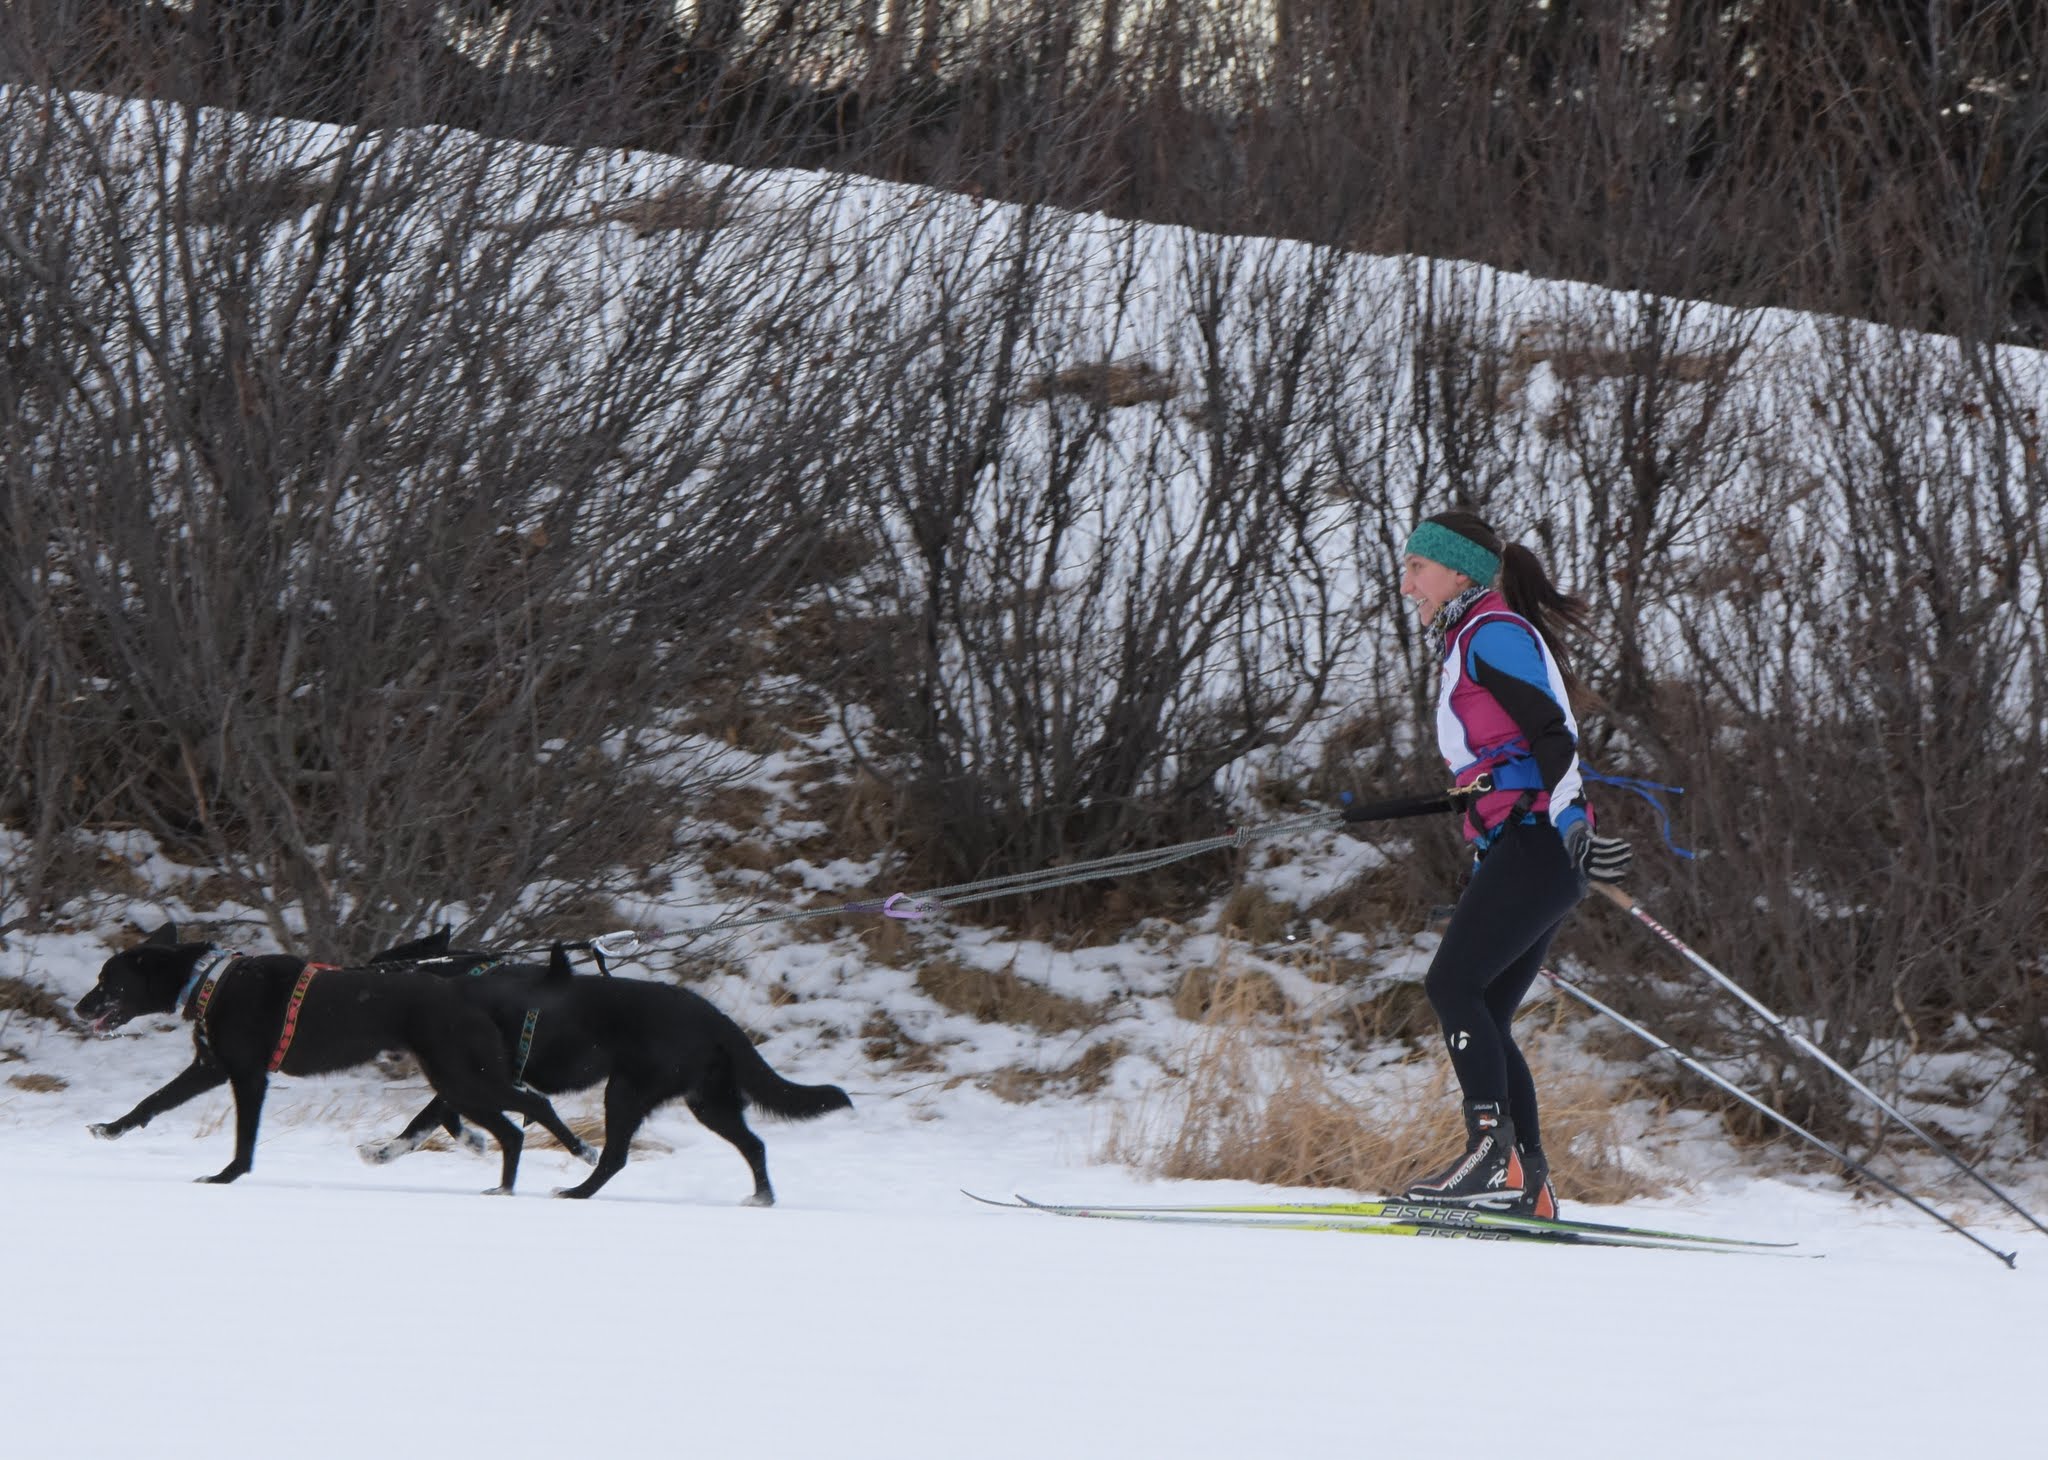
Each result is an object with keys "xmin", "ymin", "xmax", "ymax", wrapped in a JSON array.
[
  {"xmin": 1340, "ymin": 790, "xmax": 1456, "ymax": 822},
  {"xmin": 1593, "ymin": 881, "xmax": 2048, "ymax": 1241},
  {"xmin": 1540, "ymin": 968, "xmax": 2018, "ymax": 1268}
]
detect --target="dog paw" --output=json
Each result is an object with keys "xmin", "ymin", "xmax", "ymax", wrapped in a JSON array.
[
  {"xmin": 357, "ymin": 1141, "xmax": 397, "ymax": 1165},
  {"xmin": 481, "ymin": 1185, "xmax": 514, "ymax": 1197},
  {"xmin": 459, "ymin": 1129, "xmax": 490, "ymax": 1156},
  {"xmin": 552, "ymin": 1184, "xmax": 592, "ymax": 1199},
  {"xmin": 574, "ymin": 1143, "xmax": 600, "ymax": 1167},
  {"xmin": 740, "ymin": 1191, "xmax": 776, "ymax": 1208},
  {"xmin": 87, "ymin": 1122, "xmax": 122, "ymax": 1141}
]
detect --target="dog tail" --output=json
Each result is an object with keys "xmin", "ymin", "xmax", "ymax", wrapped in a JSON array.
[{"xmin": 723, "ymin": 1027, "xmax": 853, "ymax": 1121}]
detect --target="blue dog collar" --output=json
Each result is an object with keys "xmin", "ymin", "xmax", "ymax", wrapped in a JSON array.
[{"xmin": 177, "ymin": 948, "xmax": 233, "ymax": 1014}]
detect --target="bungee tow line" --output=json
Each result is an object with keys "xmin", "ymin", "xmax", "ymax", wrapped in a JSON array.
[
  {"xmin": 605, "ymin": 766, "xmax": 1667, "ymax": 954},
  {"xmin": 610, "ymin": 759, "xmax": 1690, "ymax": 953},
  {"xmin": 620, "ymin": 805, "xmax": 1349, "ymax": 950}
]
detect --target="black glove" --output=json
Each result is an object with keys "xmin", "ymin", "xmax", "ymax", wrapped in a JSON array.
[
  {"xmin": 1564, "ymin": 820, "xmax": 1632, "ymax": 883},
  {"xmin": 1586, "ymin": 834, "xmax": 1633, "ymax": 882},
  {"xmin": 1563, "ymin": 819, "xmax": 1593, "ymax": 883}
]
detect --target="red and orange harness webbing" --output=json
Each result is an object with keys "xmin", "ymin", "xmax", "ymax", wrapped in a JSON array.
[
  {"xmin": 184, "ymin": 956, "xmax": 335, "ymax": 1073},
  {"xmin": 266, "ymin": 963, "xmax": 334, "ymax": 1072}
]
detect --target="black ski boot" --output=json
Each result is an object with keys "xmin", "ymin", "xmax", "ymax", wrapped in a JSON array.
[
  {"xmin": 1405, "ymin": 1100, "xmax": 1526, "ymax": 1207},
  {"xmin": 1509, "ymin": 1144, "xmax": 1558, "ymax": 1220}
]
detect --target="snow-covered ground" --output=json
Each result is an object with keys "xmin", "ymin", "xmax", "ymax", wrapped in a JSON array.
[{"xmin": 3, "ymin": 976, "xmax": 2041, "ymax": 1460}]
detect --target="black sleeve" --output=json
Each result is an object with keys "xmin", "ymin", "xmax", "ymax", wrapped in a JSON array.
[{"xmin": 1469, "ymin": 656, "xmax": 1577, "ymax": 796}]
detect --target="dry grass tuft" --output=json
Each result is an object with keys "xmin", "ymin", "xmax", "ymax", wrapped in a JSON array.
[
  {"xmin": 1216, "ymin": 884, "xmax": 1296, "ymax": 944},
  {"xmin": 985, "ymin": 1038, "xmax": 1129, "ymax": 1104},
  {"xmin": 797, "ymin": 771, "xmax": 903, "ymax": 865},
  {"xmin": 696, "ymin": 784, "xmax": 774, "ymax": 831},
  {"xmin": 594, "ymin": 184, "xmax": 727, "ymax": 237},
  {"xmin": 916, "ymin": 957, "xmax": 1105, "ymax": 1034},
  {"xmin": 703, "ymin": 838, "xmax": 783, "ymax": 876},
  {"xmin": 186, "ymin": 167, "xmax": 331, "ymax": 227},
  {"xmin": 1104, "ymin": 979, "xmax": 1663, "ymax": 1203},
  {"xmin": 529, "ymin": 895, "xmax": 626, "ymax": 945},
  {"xmin": 0, "ymin": 975, "xmax": 69, "ymax": 1024},
  {"xmin": 1303, "ymin": 862, "xmax": 1422, "ymax": 935},
  {"xmin": 8, "ymin": 1072, "xmax": 68, "ymax": 1093},
  {"xmin": 1335, "ymin": 979, "xmax": 1442, "ymax": 1049},
  {"xmin": 1501, "ymin": 323, "xmax": 1744, "ymax": 403},
  {"xmin": 1172, "ymin": 964, "xmax": 1289, "ymax": 1022},
  {"xmin": 860, "ymin": 1010, "xmax": 947, "ymax": 1072},
  {"xmin": 1022, "ymin": 358, "xmax": 1178, "ymax": 409},
  {"xmin": 856, "ymin": 916, "xmax": 916, "ymax": 968}
]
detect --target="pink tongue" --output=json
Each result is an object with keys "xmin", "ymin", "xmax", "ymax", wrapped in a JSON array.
[{"xmin": 91, "ymin": 1014, "xmax": 111, "ymax": 1034}]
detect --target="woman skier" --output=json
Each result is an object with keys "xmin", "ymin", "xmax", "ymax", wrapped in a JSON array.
[{"xmin": 1390, "ymin": 509, "xmax": 1626, "ymax": 1218}]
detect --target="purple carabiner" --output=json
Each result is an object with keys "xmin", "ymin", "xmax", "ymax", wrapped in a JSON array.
[{"xmin": 881, "ymin": 893, "xmax": 930, "ymax": 921}]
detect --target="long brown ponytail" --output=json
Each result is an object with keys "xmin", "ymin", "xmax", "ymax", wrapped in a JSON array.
[{"xmin": 1423, "ymin": 508, "xmax": 1592, "ymax": 699}]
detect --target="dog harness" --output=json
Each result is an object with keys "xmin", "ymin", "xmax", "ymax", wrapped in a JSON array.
[
  {"xmin": 512, "ymin": 1007, "xmax": 541, "ymax": 1088},
  {"xmin": 179, "ymin": 953, "xmax": 336, "ymax": 1072},
  {"xmin": 459, "ymin": 959, "xmax": 540, "ymax": 1088},
  {"xmin": 267, "ymin": 963, "xmax": 335, "ymax": 1073}
]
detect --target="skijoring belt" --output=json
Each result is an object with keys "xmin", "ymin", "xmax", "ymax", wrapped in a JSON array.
[{"xmin": 1454, "ymin": 757, "xmax": 1544, "ymax": 793}]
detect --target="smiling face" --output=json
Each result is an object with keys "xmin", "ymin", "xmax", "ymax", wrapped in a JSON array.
[{"xmin": 1400, "ymin": 553, "xmax": 1472, "ymax": 624}]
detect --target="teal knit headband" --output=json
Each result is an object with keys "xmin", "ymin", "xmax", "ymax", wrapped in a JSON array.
[{"xmin": 1404, "ymin": 521, "xmax": 1501, "ymax": 585}]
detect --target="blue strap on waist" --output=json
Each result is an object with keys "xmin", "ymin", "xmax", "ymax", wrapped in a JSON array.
[{"xmin": 1469, "ymin": 757, "xmax": 1545, "ymax": 792}]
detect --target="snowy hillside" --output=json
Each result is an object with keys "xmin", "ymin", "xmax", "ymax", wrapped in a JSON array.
[{"xmin": 4, "ymin": 87, "xmax": 2047, "ymax": 1460}]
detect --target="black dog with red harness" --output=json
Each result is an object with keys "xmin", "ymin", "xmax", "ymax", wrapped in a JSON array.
[
  {"xmin": 365, "ymin": 941, "xmax": 852, "ymax": 1206},
  {"xmin": 75, "ymin": 923, "xmax": 595, "ymax": 1190}
]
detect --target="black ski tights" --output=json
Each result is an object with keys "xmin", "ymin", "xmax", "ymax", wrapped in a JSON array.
[{"xmin": 1422, "ymin": 818, "xmax": 1585, "ymax": 1152}]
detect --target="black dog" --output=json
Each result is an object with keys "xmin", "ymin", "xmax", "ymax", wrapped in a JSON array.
[
  {"xmin": 76, "ymin": 923, "xmax": 596, "ymax": 1191},
  {"xmin": 367, "ymin": 943, "xmax": 851, "ymax": 1205}
]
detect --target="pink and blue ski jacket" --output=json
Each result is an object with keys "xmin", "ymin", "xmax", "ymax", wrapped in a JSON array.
[{"xmin": 1434, "ymin": 590, "xmax": 1589, "ymax": 845}]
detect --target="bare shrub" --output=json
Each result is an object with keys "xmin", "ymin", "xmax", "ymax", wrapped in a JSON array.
[
  {"xmin": 0, "ymin": 88, "xmax": 858, "ymax": 955},
  {"xmin": 824, "ymin": 211, "xmax": 1378, "ymax": 920}
]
